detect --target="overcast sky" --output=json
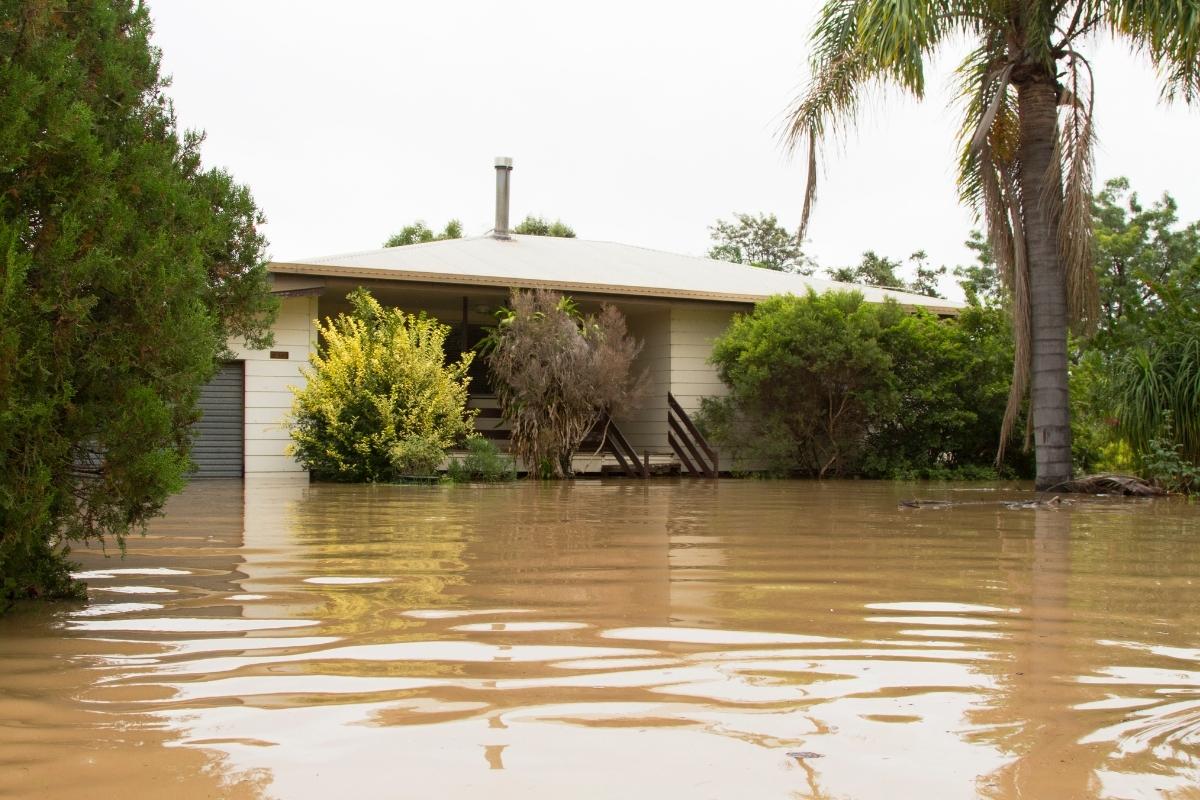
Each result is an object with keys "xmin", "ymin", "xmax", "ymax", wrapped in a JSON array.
[{"xmin": 147, "ymin": 0, "xmax": 1199, "ymax": 291}]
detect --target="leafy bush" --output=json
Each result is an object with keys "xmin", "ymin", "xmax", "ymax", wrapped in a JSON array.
[
  {"xmin": 447, "ymin": 438, "xmax": 517, "ymax": 482},
  {"xmin": 863, "ymin": 303, "xmax": 1028, "ymax": 478},
  {"xmin": 1142, "ymin": 414, "xmax": 1200, "ymax": 494},
  {"xmin": 703, "ymin": 290, "xmax": 897, "ymax": 477},
  {"xmin": 483, "ymin": 290, "xmax": 644, "ymax": 478},
  {"xmin": 1074, "ymin": 179, "xmax": 1200, "ymax": 483},
  {"xmin": 390, "ymin": 434, "xmax": 447, "ymax": 477},
  {"xmin": 288, "ymin": 289, "xmax": 476, "ymax": 482},
  {"xmin": 700, "ymin": 290, "xmax": 1029, "ymax": 478}
]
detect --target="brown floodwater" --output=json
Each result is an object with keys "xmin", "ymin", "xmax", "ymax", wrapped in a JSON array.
[{"xmin": 2, "ymin": 479, "xmax": 1199, "ymax": 799}]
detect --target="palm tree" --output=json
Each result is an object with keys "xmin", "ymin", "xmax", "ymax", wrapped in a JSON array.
[{"xmin": 784, "ymin": 0, "xmax": 1200, "ymax": 489}]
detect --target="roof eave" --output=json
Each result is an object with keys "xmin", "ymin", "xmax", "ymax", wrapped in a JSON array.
[{"xmin": 267, "ymin": 261, "xmax": 962, "ymax": 315}]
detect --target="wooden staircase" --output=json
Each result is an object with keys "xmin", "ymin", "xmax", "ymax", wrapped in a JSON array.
[
  {"xmin": 668, "ymin": 392, "xmax": 718, "ymax": 478},
  {"xmin": 580, "ymin": 415, "xmax": 648, "ymax": 478}
]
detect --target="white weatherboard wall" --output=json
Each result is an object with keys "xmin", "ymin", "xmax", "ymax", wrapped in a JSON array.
[
  {"xmin": 616, "ymin": 306, "xmax": 672, "ymax": 455},
  {"xmin": 229, "ymin": 295, "xmax": 317, "ymax": 474},
  {"xmin": 669, "ymin": 305, "xmax": 739, "ymax": 471},
  {"xmin": 668, "ymin": 305, "xmax": 736, "ymax": 415}
]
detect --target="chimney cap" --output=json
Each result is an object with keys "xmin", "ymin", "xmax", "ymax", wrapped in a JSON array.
[{"xmin": 494, "ymin": 156, "xmax": 513, "ymax": 169}]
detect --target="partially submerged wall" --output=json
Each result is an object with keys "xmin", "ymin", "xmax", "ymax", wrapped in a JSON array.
[{"xmin": 230, "ymin": 295, "xmax": 316, "ymax": 474}]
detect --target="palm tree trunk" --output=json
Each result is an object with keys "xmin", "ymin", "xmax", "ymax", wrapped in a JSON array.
[{"xmin": 1016, "ymin": 75, "xmax": 1073, "ymax": 490}]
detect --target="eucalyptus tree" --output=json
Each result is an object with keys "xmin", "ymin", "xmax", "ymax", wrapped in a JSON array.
[
  {"xmin": 708, "ymin": 212, "xmax": 815, "ymax": 274},
  {"xmin": 783, "ymin": 0, "xmax": 1200, "ymax": 488}
]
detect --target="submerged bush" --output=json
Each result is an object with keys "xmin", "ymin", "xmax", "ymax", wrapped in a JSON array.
[
  {"xmin": 288, "ymin": 289, "xmax": 476, "ymax": 482},
  {"xmin": 700, "ymin": 290, "xmax": 1028, "ymax": 478},
  {"xmin": 390, "ymin": 434, "xmax": 447, "ymax": 477},
  {"xmin": 701, "ymin": 290, "xmax": 896, "ymax": 477},
  {"xmin": 447, "ymin": 438, "xmax": 517, "ymax": 482},
  {"xmin": 482, "ymin": 290, "xmax": 644, "ymax": 478}
]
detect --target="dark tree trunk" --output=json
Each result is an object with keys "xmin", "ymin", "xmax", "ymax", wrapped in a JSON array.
[{"xmin": 1015, "ymin": 74, "xmax": 1073, "ymax": 489}]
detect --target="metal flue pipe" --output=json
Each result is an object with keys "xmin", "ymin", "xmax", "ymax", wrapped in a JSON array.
[{"xmin": 493, "ymin": 156, "xmax": 513, "ymax": 239}]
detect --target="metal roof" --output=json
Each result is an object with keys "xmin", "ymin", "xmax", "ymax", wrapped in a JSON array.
[{"xmin": 270, "ymin": 234, "xmax": 964, "ymax": 313}]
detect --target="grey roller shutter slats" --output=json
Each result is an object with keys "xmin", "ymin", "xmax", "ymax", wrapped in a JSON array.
[{"xmin": 191, "ymin": 362, "xmax": 244, "ymax": 477}]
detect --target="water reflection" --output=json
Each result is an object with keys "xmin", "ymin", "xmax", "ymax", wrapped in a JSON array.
[{"xmin": 0, "ymin": 480, "xmax": 1198, "ymax": 799}]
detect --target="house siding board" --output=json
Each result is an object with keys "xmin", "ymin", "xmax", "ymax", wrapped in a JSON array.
[
  {"xmin": 614, "ymin": 307, "xmax": 671, "ymax": 454},
  {"xmin": 668, "ymin": 306, "xmax": 736, "ymax": 470},
  {"xmin": 668, "ymin": 306, "xmax": 734, "ymax": 412},
  {"xmin": 228, "ymin": 295, "xmax": 316, "ymax": 475}
]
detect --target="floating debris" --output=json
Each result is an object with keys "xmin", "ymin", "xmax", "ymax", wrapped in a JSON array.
[
  {"xmin": 1045, "ymin": 474, "xmax": 1167, "ymax": 497},
  {"xmin": 1002, "ymin": 495, "xmax": 1074, "ymax": 509},
  {"xmin": 787, "ymin": 751, "xmax": 824, "ymax": 760}
]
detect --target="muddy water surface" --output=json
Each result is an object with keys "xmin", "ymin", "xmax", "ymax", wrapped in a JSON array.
[{"xmin": 2, "ymin": 480, "xmax": 1200, "ymax": 799}]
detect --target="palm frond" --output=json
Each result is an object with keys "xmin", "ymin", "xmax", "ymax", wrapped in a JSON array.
[
  {"xmin": 953, "ymin": 38, "xmax": 1015, "ymax": 210},
  {"xmin": 782, "ymin": 48, "xmax": 878, "ymax": 241},
  {"xmin": 1057, "ymin": 49, "xmax": 1100, "ymax": 334},
  {"xmin": 785, "ymin": 0, "xmax": 965, "ymax": 240},
  {"xmin": 853, "ymin": 0, "xmax": 954, "ymax": 92},
  {"xmin": 997, "ymin": 162, "xmax": 1033, "ymax": 462},
  {"xmin": 1105, "ymin": 0, "xmax": 1200, "ymax": 103}
]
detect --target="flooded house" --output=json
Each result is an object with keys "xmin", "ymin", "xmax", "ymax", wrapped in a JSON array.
[{"xmin": 197, "ymin": 159, "xmax": 960, "ymax": 478}]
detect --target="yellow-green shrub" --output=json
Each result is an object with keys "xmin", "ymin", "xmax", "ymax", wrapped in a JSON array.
[{"xmin": 288, "ymin": 289, "xmax": 476, "ymax": 481}]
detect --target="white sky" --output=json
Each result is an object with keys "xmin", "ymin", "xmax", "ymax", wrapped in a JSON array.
[{"xmin": 147, "ymin": 0, "xmax": 1199, "ymax": 289}]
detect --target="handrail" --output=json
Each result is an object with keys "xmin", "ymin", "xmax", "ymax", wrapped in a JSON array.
[
  {"xmin": 486, "ymin": 413, "xmax": 647, "ymax": 477},
  {"xmin": 668, "ymin": 393, "xmax": 718, "ymax": 478},
  {"xmin": 596, "ymin": 414, "xmax": 649, "ymax": 478}
]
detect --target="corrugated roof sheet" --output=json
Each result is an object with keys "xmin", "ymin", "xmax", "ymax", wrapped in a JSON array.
[{"xmin": 270, "ymin": 234, "xmax": 964, "ymax": 313}]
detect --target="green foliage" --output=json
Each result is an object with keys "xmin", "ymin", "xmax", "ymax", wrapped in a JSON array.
[
  {"xmin": 953, "ymin": 231, "xmax": 1003, "ymax": 307},
  {"xmin": 384, "ymin": 219, "xmax": 464, "ymax": 248},
  {"xmin": 447, "ymin": 438, "xmax": 517, "ymax": 483},
  {"xmin": 1141, "ymin": 414, "xmax": 1200, "ymax": 494},
  {"xmin": 1106, "ymin": 317, "xmax": 1200, "ymax": 465},
  {"xmin": 700, "ymin": 291, "xmax": 1028, "ymax": 478},
  {"xmin": 0, "ymin": 0, "xmax": 276, "ymax": 608},
  {"xmin": 482, "ymin": 290, "xmax": 643, "ymax": 478},
  {"xmin": 1074, "ymin": 179, "xmax": 1200, "ymax": 478},
  {"xmin": 864, "ymin": 304, "xmax": 1027, "ymax": 478},
  {"xmin": 390, "ymin": 434, "xmax": 448, "ymax": 477},
  {"xmin": 1092, "ymin": 178, "xmax": 1200, "ymax": 348},
  {"xmin": 708, "ymin": 213, "xmax": 814, "ymax": 274},
  {"xmin": 512, "ymin": 216, "xmax": 576, "ymax": 237},
  {"xmin": 288, "ymin": 289, "xmax": 476, "ymax": 482},
  {"xmin": 828, "ymin": 251, "xmax": 946, "ymax": 298},
  {"xmin": 703, "ymin": 291, "xmax": 899, "ymax": 477}
]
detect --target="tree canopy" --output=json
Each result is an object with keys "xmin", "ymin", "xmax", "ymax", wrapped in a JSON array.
[
  {"xmin": 827, "ymin": 250, "xmax": 946, "ymax": 297},
  {"xmin": 0, "ymin": 0, "xmax": 277, "ymax": 607},
  {"xmin": 708, "ymin": 213, "xmax": 813, "ymax": 274},
  {"xmin": 512, "ymin": 216, "xmax": 576, "ymax": 238},
  {"xmin": 1076, "ymin": 178, "xmax": 1200, "ymax": 477},
  {"xmin": 384, "ymin": 219, "xmax": 463, "ymax": 248}
]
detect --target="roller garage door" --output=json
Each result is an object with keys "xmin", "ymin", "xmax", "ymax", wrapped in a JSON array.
[{"xmin": 191, "ymin": 362, "xmax": 244, "ymax": 477}]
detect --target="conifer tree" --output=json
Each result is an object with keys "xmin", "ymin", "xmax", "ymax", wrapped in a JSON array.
[{"xmin": 0, "ymin": 0, "xmax": 277, "ymax": 606}]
